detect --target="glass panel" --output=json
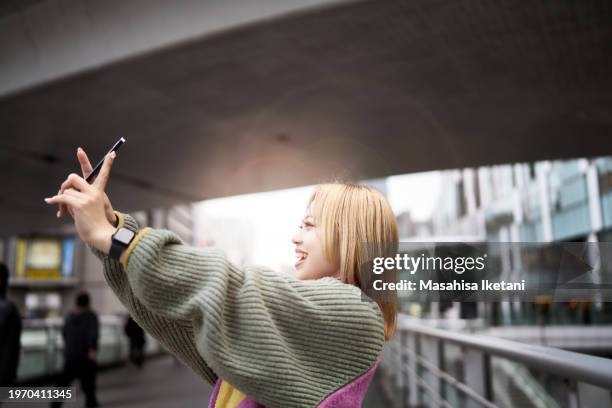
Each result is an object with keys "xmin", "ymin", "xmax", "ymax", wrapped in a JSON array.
[{"xmin": 490, "ymin": 356, "xmax": 565, "ymax": 408}]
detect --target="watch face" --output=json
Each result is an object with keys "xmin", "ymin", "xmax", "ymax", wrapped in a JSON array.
[{"xmin": 114, "ymin": 228, "xmax": 135, "ymax": 245}]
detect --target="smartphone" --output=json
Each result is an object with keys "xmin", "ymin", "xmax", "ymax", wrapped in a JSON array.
[{"xmin": 85, "ymin": 137, "xmax": 126, "ymax": 183}]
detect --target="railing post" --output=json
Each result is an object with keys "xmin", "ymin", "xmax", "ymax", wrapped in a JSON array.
[
  {"xmin": 47, "ymin": 325, "xmax": 57, "ymax": 376},
  {"xmin": 567, "ymin": 379, "xmax": 579, "ymax": 408},
  {"xmin": 399, "ymin": 330, "xmax": 408, "ymax": 407},
  {"xmin": 396, "ymin": 333, "xmax": 404, "ymax": 391},
  {"xmin": 463, "ymin": 348, "xmax": 491, "ymax": 408},
  {"xmin": 421, "ymin": 335, "xmax": 441, "ymax": 407},
  {"xmin": 439, "ymin": 339, "xmax": 446, "ymax": 404},
  {"xmin": 407, "ymin": 332, "xmax": 419, "ymax": 407},
  {"xmin": 45, "ymin": 326, "xmax": 52, "ymax": 376}
]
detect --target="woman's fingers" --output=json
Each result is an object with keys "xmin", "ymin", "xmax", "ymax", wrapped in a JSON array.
[
  {"xmin": 45, "ymin": 191, "xmax": 82, "ymax": 208},
  {"xmin": 56, "ymin": 188, "xmax": 74, "ymax": 218},
  {"xmin": 46, "ymin": 185, "xmax": 111, "ymax": 247},
  {"xmin": 93, "ymin": 152, "xmax": 115, "ymax": 191},
  {"xmin": 54, "ymin": 147, "xmax": 114, "ymax": 219},
  {"xmin": 56, "ymin": 189, "xmax": 62, "ymax": 218},
  {"xmin": 57, "ymin": 174, "xmax": 91, "ymax": 217},
  {"xmin": 62, "ymin": 188, "xmax": 86, "ymax": 201},
  {"xmin": 60, "ymin": 173, "xmax": 92, "ymax": 195},
  {"xmin": 59, "ymin": 147, "xmax": 94, "ymax": 218},
  {"xmin": 46, "ymin": 188, "xmax": 87, "ymax": 207},
  {"xmin": 77, "ymin": 147, "xmax": 94, "ymax": 179}
]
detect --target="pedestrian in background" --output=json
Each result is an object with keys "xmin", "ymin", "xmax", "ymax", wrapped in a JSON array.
[
  {"xmin": 51, "ymin": 292, "xmax": 99, "ymax": 408},
  {"xmin": 0, "ymin": 263, "xmax": 22, "ymax": 387},
  {"xmin": 124, "ymin": 315, "xmax": 146, "ymax": 368}
]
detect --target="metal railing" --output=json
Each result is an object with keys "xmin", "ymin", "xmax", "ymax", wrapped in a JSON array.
[
  {"xmin": 380, "ymin": 315, "xmax": 612, "ymax": 408},
  {"xmin": 17, "ymin": 316, "xmax": 163, "ymax": 382}
]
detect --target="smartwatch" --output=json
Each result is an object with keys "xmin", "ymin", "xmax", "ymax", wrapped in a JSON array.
[{"xmin": 109, "ymin": 227, "xmax": 136, "ymax": 260}]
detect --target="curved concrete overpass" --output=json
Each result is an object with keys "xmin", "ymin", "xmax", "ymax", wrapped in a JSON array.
[{"xmin": 1, "ymin": 0, "xmax": 611, "ymax": 235}]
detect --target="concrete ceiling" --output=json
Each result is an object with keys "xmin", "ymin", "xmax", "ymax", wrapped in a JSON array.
[{"xmin": 1, "ymin": 0, "xmax": 612, "ymax": 236}]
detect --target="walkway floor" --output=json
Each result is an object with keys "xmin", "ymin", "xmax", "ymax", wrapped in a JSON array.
[{"xmin": 6, "ymin": 355, "xmax": 390, "ymax": 408}]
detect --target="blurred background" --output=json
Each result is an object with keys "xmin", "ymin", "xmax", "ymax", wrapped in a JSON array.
[{"xmin": 1, "ymin": 0, "xmax": 612, "ymax": 407}]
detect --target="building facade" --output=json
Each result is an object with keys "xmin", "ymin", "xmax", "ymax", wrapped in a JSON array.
[{"xmin": 428, "ymin": 157, "xmax": 612, "ymax": 326}]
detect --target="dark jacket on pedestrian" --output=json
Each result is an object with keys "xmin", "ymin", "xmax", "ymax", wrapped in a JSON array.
[
  {"xmin": 63, "ymin": 310, "xmax": 99, "ymax": 362},
  {"xmin": 0, "ymin": 263, "xmax": 22, "ymax": 386},
  {"xmin": 0, "ymin": 297, "xmax": 22, "ymax": 385},
  {"xmin": 124, "ymin": 316, "xmax": 146, "ymax": 347}
]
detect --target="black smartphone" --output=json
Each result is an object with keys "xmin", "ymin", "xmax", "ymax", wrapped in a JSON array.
[{"xmin": 85, "ymin": 137, "xmax": 126, "ymax": 183}]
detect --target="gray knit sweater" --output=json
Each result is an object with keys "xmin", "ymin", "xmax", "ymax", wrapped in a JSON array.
[{"xmin": 91, "ymin": 212, "xmax": 385, "ymax": 408}]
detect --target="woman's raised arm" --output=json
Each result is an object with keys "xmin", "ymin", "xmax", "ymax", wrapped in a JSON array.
[
  {"xmin": 45, "ymin": 148, "xmax": 220, "ymax": 385},
  {"xmin": 89, "ymin": 212, "xmax": 219, "ymax": 386},
  {"xmin": 114, "ymin": 226, "xmax": 384, "ymax": 407},
  {"xmin": 44, "ymin": 148, "xmax": 385, "ymax": 406}
]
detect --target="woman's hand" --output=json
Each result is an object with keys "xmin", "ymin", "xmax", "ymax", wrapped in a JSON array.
[
  {"xmin": 45, "ymin": 152, "xmax": 117, "ymax": 253},
  {"xmin": 57, "ymin": 147, "xmax": 117, "ymax": 227}
]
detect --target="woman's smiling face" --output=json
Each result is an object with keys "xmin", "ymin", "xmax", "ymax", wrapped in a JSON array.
[{"xmin": 291, "ymin": 209, "xmax": 339, "ymax": 281}]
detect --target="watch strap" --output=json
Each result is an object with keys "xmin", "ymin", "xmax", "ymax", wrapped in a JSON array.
[
  {"xmin": 109, "ymin": 227, "xmax": 136, "ymax": 260},
  {"xmin": 109, "ymin": 238, "xmax": 127, "ymax": 260}
]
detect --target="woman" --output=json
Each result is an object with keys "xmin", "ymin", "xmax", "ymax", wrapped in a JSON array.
[{"xmin": 45, "ymin": 148, "xmax": 399, "ymax": 408}]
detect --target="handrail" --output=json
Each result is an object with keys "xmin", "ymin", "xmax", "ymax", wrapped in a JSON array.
[
  {"xmin": 398, "ymin": 317, "xmax": 612, "ymax": 390},
  {"xmin": 405, "ymin": 349, "xmax": 498, "ymax": 408}
]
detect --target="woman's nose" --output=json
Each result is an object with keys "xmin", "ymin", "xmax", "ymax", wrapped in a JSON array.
[{"xmin": 292, "ymin": 230, "xmax": 302, "ymax": 244}]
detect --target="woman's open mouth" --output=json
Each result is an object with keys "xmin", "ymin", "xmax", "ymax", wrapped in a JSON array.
[{"xmin": 295, "ymin": 250, "xmax": 308, "ymax": 269}]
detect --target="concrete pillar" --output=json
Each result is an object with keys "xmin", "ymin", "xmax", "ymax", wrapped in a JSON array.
[
  {"xmin": 464, "ymin": 168, "xmax": 477, "ymax": 216},
  {"xmin": 585, "ymin": 160, "xmax": 603, "ymax": 232},
  {"xmin": 538, "ymin": 162, "xmax": 554, "ymax": 242}
]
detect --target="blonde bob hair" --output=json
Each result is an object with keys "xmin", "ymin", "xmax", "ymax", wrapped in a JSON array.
[{"xmin": 308, "ymin": 183, "xmax": 399, "ymax": 341}]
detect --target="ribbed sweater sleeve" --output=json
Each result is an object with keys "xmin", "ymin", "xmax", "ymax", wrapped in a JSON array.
[
  {"xmin": 89, "ymin": 213, "xmax": 218, "ymax": 386},
  {"xmin": 94, "ymin": 213, "xmax": 385, "ymax": 408}
]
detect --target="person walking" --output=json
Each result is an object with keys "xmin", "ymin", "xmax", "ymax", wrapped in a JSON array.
[
  {"xmin": 0, "ymin": 263, "xmax": 22, "ymax": 387},
  {"xmin": 124, "ymin": 315, "xmax": 146, "ymax": 368},
  {"xmin": 51, "ymin": 292, "xmax": 99, "ymax": 408}
]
